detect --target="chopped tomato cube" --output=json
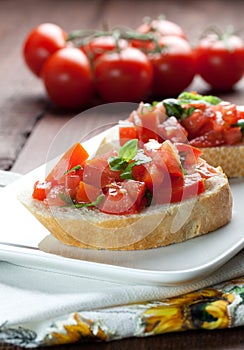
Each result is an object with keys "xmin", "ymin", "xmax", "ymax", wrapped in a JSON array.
[
  {"xmin": 32, "ymin": 180, "xmax": 53, "ymax": 201},
  {"xmin": 223, "ymin": 127, "xmax": 242, "ymax": 145},
  {"xmin": 98, "ymin": 180, "xmax": 146, "ymax": 215},
  {"xmin": 46, "ymin": 142, "xmax": 89, "ymax": 182},
  {"xmin": 44, "ymin": 184, "xmax": 69, "ymax": 206},
  {"xmin": 75, "ymin": 181, "xmax": 102, "ymax": 203},
  {"xmin": 152, "ymin": 173, "xmax": 204, "ymax": 204},
  {"xmin": 119, "ymin": 125, "xmax": 138, "ymax": 146},
  {"xmin": 189, "ymin": 130, "xmax": 225, "ymax": 148},
  {"xmin": 158, "ymin": 116, "xmax": 188, "ymax": 143},
  {"xmin": 83, "ymin": 151, "xmax": 121, "ymax": 188},
  {"xmin": 175, "ymin": 143, "xmax": 202, "ymax": 169},
  {"xmin": 132, "ymin": 161, "xmax": 164, "ymax": 192}
]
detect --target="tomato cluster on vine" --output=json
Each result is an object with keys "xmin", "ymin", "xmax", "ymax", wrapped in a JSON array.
[{"xmin": 23, "ymin": 19, "xmax": 244, "ymax": 109}]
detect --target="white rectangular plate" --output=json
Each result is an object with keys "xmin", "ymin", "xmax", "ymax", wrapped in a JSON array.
[{"xmin": 0, "ymin": 136, "xmax": 243, "ymax": 286}]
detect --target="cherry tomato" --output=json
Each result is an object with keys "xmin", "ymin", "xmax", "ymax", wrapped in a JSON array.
[
  {"xmin": 195, "ymin": 32, "xmax": 244, "ymax": 90},
  {"xmin": 42, "ymin": 47, "xmax": 94, "ymax": 108},
  {"xmin": 137, "ymin": 18, "xmax": 187, "ymax": 39},
  {"xmin": 81, "ymin": 35, "xmax": 128, "ymax": 61},
  {"xmin": 23, "ymin": 23, "xmax": 67, "ymax": 77},
  {"xmin": 93, "ymin": 47, "xmax": 153, "ymax": 102},
  {"xmin": 149, "ymin": 36, "xmax": 196, "ymax": 97}
]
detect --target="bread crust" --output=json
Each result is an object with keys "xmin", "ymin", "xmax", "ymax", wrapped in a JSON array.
[
  {"xmin": 19, "ymin": 170, "xmax": 232, "ymax": 250},
  {"xmin": 200, "ymin": 144, "xmax": 244, "ymax": 178}
]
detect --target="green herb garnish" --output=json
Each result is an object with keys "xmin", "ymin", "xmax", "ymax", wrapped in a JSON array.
[
  {"xmin": 178, "ymin": 92, "xmax": 222, "ymax": 105},
  {"xmin": 74, "ymin": 194, "xmax": 105, "ymax": 208},
  {"xmin": 64, "ymin": 164, "xmax": 82, "ymax": 175},
  {"xmin": 59, "ymin": 192, "xmax": 105, "ymax": 208},
  {"xmin": 163, "ymin": 98, "xmax": 195, "ymax": 120},
  {"xmin": 109, "ymin": 139, "xmax": 151, "ymax": 179}
]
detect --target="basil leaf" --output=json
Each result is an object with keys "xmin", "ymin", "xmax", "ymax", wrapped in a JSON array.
[
  {"xmin": 120, "ymin": 163, "xmax": 135, "ymax": 180},
  {"xmin": 64, "ymin": 164, "xmax": 82, "ymax": 175},
  {"xmin": 120, "ymin": 151, "xmax": 152, "ymax": 179},
  {"xmin": 119, "ymin": 139, "xmax": 138, "ymax": 161},
  {"xmin": 108, "ymin": 156, "xmax": 128, "ymax": 171},
  {"xmin": 178, "ymin": 92, "xmax": 221, "ymax": 105},
  {"xmin": 133, "ymin": 149, "xmax": 152, "ymax": 165},
  {"xmin": 163, "ymin": 99, "xmax": 195, "ymax": 120},
  {"xmin": 163, "ymin": 99, "xmax": 183, "ymax": 118},
  {"xmin": 74, "ymin": 194, "xmax": 105, "ymax": 208}
]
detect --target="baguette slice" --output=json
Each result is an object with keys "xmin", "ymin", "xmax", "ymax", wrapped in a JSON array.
[
  {"xmin": 200, "ymin": 144, "xmax": 244, "ymax": 178},
  {"xmin": 19, "ymin": 168, "xmax": 232, "ymax": 251}
]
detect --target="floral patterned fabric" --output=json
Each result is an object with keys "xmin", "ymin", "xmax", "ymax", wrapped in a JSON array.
[{"xmin": 1, "ymin": 277, "xmax": 244, "ymax": 348}]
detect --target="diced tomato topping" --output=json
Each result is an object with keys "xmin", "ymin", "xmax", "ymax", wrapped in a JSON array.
[
  {"xmin": 98, "ymin": 180, "xmax": 146, "ymax": 215},
  {"xmin": 44, "ymin": 184, "xmax": 69, "ymax": 206},
  {"xmin": 181, "ymin": 109, "xmax": 215, "ymax": 139},
  {"xmin": 132, "ymin": 161, "xmax": 164, "ymax": 192},
  {"xmin": 46, "ymin": 142, "xmax": 89, "ymax": 182},
  {"xmin": 63, "ymin": 174, "xmax": 81, "ymax": 199},
  {"xmin": 196, "ymin": 160, "xmax": 219, "ymax": 179},
  {"xmin": 157, "ymin": 141, "xmax": 183, "ymax": 178},
  {"xmin": 32, "ymin": 180, "xmax": 53, "ymax": 201},
  {"xmin": 175, "ymin": 143, "xmax": 202, "ymax": 169},
  {"xmin": 189, "ymin": 129, "xmax": 225, "ymax": 148},
  {"xmin": 236, "ymin": 105, "xmax": 244, "ymax": 120},
  {"xmin": 83, "ymin": 150, "xmax": 121, "ymax": 188},
  {"xmin": 223, "ymin": 127, "xmax": 242, "ymax": 145},
  {"xmin": 119, "ymin": 124, "xmax": 138, "ymax": 146},
  {"xmin": 158, "ymin": 116, "xmax": 188, "ymax": 143},
  {"xmin": 75, "ymin": 181, "xmax": 102, "ymax": 203},
  {"xmin": 131, "ymin": 107, "xmax": 162, "ymax": 143},
  {"xmin": 151, "ymin": 173, "xmax": 204, "ymax": 204}
]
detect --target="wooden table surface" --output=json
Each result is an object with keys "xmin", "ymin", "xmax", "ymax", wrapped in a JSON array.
[{"xmin": 1, "ymin": 0, "xmax": 244, "ymax": 349}]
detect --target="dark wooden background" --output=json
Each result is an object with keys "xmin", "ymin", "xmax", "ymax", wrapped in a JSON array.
[{"xmin": 0, "ymin": 0, "xmax": 244, "ymax": 349}]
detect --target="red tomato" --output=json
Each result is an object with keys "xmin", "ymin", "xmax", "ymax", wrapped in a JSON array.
[
  {"xmin": 44, "ymin": 184, "xmax": 68, "ymax": 206},
  {"xmin": 181, "ymin": 109, "xmax": 216, "ymax": 139},
  {"xmin": 175, "ymin": 143, "xmax": 202, "ymax": 169},
  {"xmin": 119, "ymin": 124, "xmax": 138, "ymax": 146},
  {"xmin": 223, "ymin": 127, "xmax": 242, "ymax": 145},
  {"xmin": 132, "ymin": 161, "xmax": 164, "ymax": 192},
  {"xmin": 23, "ymin": 23, "xmax": 67, "ymax": 77},
  {"xmin": 149, "ymin": 36, "xmax": 196, "ymax": 97},
  {"xmin": 81, "ymin": 35, "xmax": 128, "ymax": 60},
  {"xmin": 42, "ymin": 47, "xmax": 94, "ymax": 108},
  {"xmin": 144, "ymin": 140, "xmax": 183, "ymax": 178},
  {"xmin": 158, "ymin": 116, "xmax": 188, "ymax": 143},
  {"xmin": 98, "ymin": 180, "xmax": 146, "ymax": 215},
  {"xmin": 195, "ymin": 33, "xmax": 244, "ymax": 90},
  {"xmin": 46, "ymin": 142, "xmax": 89, "ymax": 182},
  {"xmin": 83, "ymin": 151, "xmax": 121, "ymax": 188},
  {"xmin": 137, "ymin": 18, "xmax": 187, "ymax": 39},
  {"xmin": 189, "ymin": 129, "xmax": 225, "ymax": 148},
  {"xmin": 93, "ymin": 47, "xmax": 153, "ymax": 102},
  {"xmin": 32, "ymin": 180, "xmax": 53, "ymax": 200},
  {"xmin": 75, "ymin": 181, "xmax": 102, "ymax": 203}
]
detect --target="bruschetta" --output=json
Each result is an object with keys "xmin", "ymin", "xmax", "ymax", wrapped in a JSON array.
[
  {"xmin": 120, "ymin": 91, "xmax": 244, "ymax": 177},
  {"xmin": 19, "ymin": 137, "xmax": 232, "ymax": 250}
]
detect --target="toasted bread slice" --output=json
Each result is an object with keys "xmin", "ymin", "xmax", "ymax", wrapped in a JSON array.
[
  {"xmin": 19, "ymin": 168, "xmax": 232, "ymax": 250},
  {"xmin": 200, "ymin": 144, "xmax": 244, "ymax": 178}
]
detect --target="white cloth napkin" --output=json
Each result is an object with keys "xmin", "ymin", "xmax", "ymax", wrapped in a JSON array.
[{"xmin": 1, "ymin": 249, "xmax": 244, "ymax": 327}]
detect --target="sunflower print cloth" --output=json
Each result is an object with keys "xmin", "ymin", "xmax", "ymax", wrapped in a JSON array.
[{"xmin": 1, "ymin": 277, "xmax": 244, "ymax": 348}]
